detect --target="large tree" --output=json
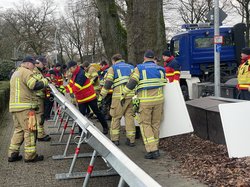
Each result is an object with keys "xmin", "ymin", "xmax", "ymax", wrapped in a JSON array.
[
  {"xmin": 95, "ymin": 0, "xmax": 127, "ymax": 61},
  {"xmin": 2, "ymin": 0, "xmax": 56, "ymax": 57},
  {"xmin": 126, "ymin": 0, "xmax": 166, "ymax": 64}
]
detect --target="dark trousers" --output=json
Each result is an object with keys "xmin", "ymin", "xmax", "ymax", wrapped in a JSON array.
[
  {"xmin": 44, "ymin": 97, "xmax": 54, "ymax": 120},
  {"xmin": 239, "ymin": 90, "xmax": 250, "ymax": 100},
  {"xmin": 100, "ymin": 94, "xmax": 112, "ymax": 119},
  {"xmin": 78, "ymin": 99, "xmax": 108, "ymax": 131}
]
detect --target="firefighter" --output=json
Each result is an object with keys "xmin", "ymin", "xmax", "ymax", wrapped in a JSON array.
[
  {"xmin": 121, "ymin": 50, "xmax": 166, "ymax": 159},
  {"xmin": 237, "ymin": 47, "xmax": 250, "ymax": 100},
  {"xmin": 82, "ymin": 61, "xmax": 101, "ymax": 94},
  {"xmin": 99, "ymin": 54, "xmax": 135, "ymax": 146},
  {"xmin": 99, "ymin": 60, "xmax": 112, "ymax": 120},
  {"xmin": 162, "ymin": 50, "xmax": 180, "ymax": 82},
  {"xmin": 44, "ymin": 70, "xmax": 56, "ymax": 120},
  {"xmin": 65, "ymin": 61, "xmax": 108, "ymax": 134},
  {"xmin": 53, "ymin": 63, "xmax": 63, "ymax": 86},
  {"xmin": 8, "ymin": 56, "xmax": 49, "ymax": 162},
  {"xmin": 33, "ymin": 56, "xmax": 51, "ymax": 141}
]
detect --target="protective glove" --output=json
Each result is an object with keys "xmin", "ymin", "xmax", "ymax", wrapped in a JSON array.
[
  {"xmin": 120, "ymin": 95, "xmax": 125, "ymax": 107},
  {"xmin": 33, "ymin": 73, "xmax": 43, "ymax": 80},
  {"xmin": 28, "ymin": 110, "xmax": 37, "ymax": 132},
  {"xmin": 58, "ymin": 85, "xmax": 66, "ymax": 94}
]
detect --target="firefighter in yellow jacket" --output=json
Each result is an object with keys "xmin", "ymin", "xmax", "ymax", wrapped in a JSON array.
[
  {"xmin": 82, "ymin": 62, "xmax": 101, "ymax": 94},
  {"xmin": 33, "ymin": 56, "xmax": 51, "ymax": 141},
  {"xmin": 237, "ymin": 47, "xmax": 250, "ymax": 100},
  {"xmin": 121, "ymin": 50, "xmax": 167, "ymax": 159},
  {"xmin": 8, "ymin": 56, "xmax": 49, "ymax": 162},
  {"xmin": 100, "ymin": 54, "xmax": 135, "ymax": 146}
]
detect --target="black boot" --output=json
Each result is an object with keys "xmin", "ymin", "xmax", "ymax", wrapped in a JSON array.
[
  {"xmin": 37, "ymin": 135, "xmax": 51, "ymax": 142},
  {"xmin": 24, "ymin": 154, "xmax": 44, "ymax": 163},
  {"xmin": 125, "ymin": 138, "xmax": 135, "ymax": 147},
  {"xmin": 8, "ymin": 152, "xmax": 22, "ymax": 162},
  {"xmin": 112, "ymin": 141, "xmax": 119, "ymax": 146},
  {"xmin": 103, "ymin": 127, "xmax": 109, "ymax": 135},
  {"xmin": 144, "ymin": 150, "xmax": 160, "ymax": 159}
]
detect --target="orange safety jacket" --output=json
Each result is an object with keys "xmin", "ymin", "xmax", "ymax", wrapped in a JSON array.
[
  {"xmin": 164, "ymin": 56, "xmax": 180, "ymax": 82},
  {"xmin": 237, "ymin": 58, "xmax": 250, "ymax": 90},
  {"xmin": 65, "ymin": 66, "xmax": 96, "ymax": 104},
  {"xmin": 53, "ymin": 67, "xmax": 63, "ymax": 86}
]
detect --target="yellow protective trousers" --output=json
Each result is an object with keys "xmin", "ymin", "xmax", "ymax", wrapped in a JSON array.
[
  {"xmin": 110, "ymin": 98, "xmax": 135, "ymax": 143},
  {"xmin": 8, "ymin": 110, "xmax": 37, "ymax": 160},
  {"xmin": 138, "ymin": 103, "xmax": 163, "ymax": 152}
]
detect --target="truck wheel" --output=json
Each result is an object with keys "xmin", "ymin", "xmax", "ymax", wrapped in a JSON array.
[{"xmin": 181, "ymin": 84, "xmax": 189, "ymax": 101}]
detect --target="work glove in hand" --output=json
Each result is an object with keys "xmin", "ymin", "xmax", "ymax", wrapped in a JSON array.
[
  {"xmin": 28, "ymin": 110, "xmax": 37, "ymax": 132},
  {"xmin": 58, "ymin": 85, "xmax": 66, "ymax": 94}
]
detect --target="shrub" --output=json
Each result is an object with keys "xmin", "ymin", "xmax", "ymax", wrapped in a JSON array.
[{"xmin": 0, "ymin": 60, "xmax": 15, "ymax": 80}]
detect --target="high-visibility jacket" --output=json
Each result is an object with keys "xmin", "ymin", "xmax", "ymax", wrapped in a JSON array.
[
  {"xmin": 33, "ymin": 67, "xmax": 45, "ymax": 99},
  {"xmin": 123, "ymin": 61, "xmax": 166, "ymax": 104},
  {"xmin": 100, "ymin": 60, "xmax": 134, "ymax": 98},
  {"xmin": 9, "ymin": 67, "xmax": 39, "ymax": 112},
  {"xmin": 86, "ymin": 65, "xmax": 100, "ymax": 91},
  {"xmin": 164, "ymin": 56, "xmax": 180, "ymax": 82},
  {"xmin": 53, "ymin": 67, "xmax": 63, "ymax": 86},
  {"xmin": 99, "ymin": 67, "xmax": 113, "ymax": 94},
  {"xmin": 65, "ymin": 66, "xmax": 96, "ymax": 103},
  {"xmin": 237, "ymin": 59, "xmax": 250, "ymax": 90}
]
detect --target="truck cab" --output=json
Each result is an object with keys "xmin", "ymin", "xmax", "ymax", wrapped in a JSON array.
[{"xmin": 169, "ymin": 23, "xmax": 246, "ymax": 99}]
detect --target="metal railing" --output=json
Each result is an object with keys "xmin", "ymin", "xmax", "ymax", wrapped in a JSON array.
[{"xmin": 49, "ymin": 84, "xmax": 162, "ymax": 187}]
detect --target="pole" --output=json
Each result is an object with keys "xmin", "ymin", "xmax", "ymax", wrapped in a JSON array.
[
  {"xmin": 214, "ymin": 0, "xmax": 220, "ymax": 97},
  {"xmin": 55, "ymin": 27, "xmax": 58, "ymax": 64}
]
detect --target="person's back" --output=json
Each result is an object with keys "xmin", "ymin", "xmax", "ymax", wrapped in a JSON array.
[
  {"xmin": 9, "ymin": 66, "xmax": 38, "ymax": 112},
  {"xmin": 122, "ymin": 50, "xmax": 167, "ymax": 159},
  {"xmin": 100, "ymin": 54, "xmax": 135, "ymax": 146}
]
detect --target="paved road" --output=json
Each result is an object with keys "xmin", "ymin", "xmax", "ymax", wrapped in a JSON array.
[{"xmin": 0, "ymin": 111, "xmax": 207, "ymax": 187}]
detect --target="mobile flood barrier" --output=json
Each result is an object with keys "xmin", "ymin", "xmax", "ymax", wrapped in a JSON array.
[{"xmin": 48, "ymin": 84, "xmax": 162, "ymax": 187}]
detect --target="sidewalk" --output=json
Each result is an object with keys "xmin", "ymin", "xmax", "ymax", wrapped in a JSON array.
[{"xmin": 0, "ymin": 111, "xmax": 206, "ymax": 187}]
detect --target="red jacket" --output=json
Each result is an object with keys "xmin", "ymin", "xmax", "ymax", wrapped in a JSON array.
[
  {"xmin": 164, "ymin": 56, "xmax": 181, "ymax": 82},
  {"xmin": 53, "ymin": 67, "xmax": 63, "ymax": 86},
  {"xmin": 65, "ymin": 66, "xmax": 96, "ymax": 103}
]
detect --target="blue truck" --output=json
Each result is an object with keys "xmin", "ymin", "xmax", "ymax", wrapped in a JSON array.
[{"xmin": 169, "ymin": 23, "xmax": 246, "ymax": 100}]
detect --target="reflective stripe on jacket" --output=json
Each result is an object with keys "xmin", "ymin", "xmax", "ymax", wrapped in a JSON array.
[
  {"xmin": 101, "ymin": 60, "xmax": 134, "ymax": 98},
  {"xmin": 164, "ymin": 56, "xmax": 180, "ymax": 83},
  {"xmin": 53, "ymin": 67, "xmax": 63, "ymax": 86},
  {"xmin": 134, "ymin": 61, "xmax": 166, "ymax": 104},
  {"xmin": 237, "ymin": 60, "xmax": 250, "ymax": 90},
  {"xmin": 33, "ymin": 67, "xmax": 45, "ymax": 98},
  {"xmin": 65, "ymin": 66, "xmax": 96, "ymax": 103},
  {"xmin": 9, "ymin": 67, "xmax": 38, "ymax": 112}
]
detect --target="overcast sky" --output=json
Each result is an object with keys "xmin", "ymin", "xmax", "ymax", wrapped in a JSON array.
[
  {"xmin": 0, "ymin": 0, "xmax": 66, "ymax": 14},
  {"xmin": 0, "ymin": 0, "xmax": 243, "ymax": 40}
]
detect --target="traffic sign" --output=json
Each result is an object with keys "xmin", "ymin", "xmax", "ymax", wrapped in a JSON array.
[
  {"xmin": 216, "ymin": 44, "xmax": 222, "ymax": 53},
  {"xmin": 214, "ymin": 35, "xmax": 223, "ymax": 44},
  {"xmin": 206, "ymin": 8, "xmax": 227, "ymax": 25}
]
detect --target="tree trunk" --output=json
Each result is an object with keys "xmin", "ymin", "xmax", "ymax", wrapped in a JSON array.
[
  {"xmin": 126, "ymin": 0, "xmax": 166, "ymax": 65},
  {"xmin": 245, "ymin": 3, "xmax": 250, "ymax": 47},
  {"xmin": 95, "ymin": 0, "xmax": 127, "ymax": 61}
]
